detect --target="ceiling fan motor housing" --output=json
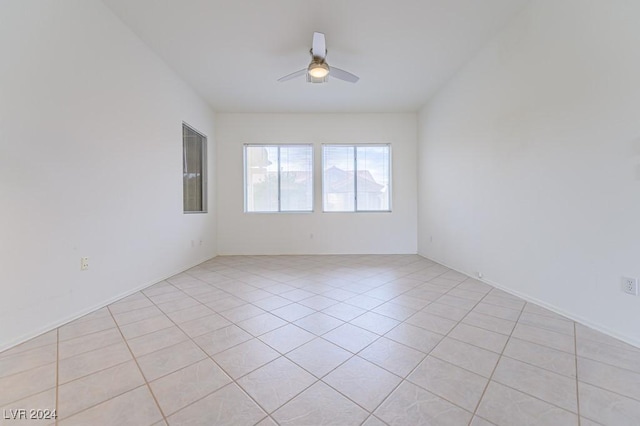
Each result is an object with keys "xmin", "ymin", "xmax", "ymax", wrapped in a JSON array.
[
  {"xmin": 277, "ymin": 32, "xmax": 358, "ymax": 84},
  {"xmin": 307, "ymin": 60, "xmax": 329, "ymax": 83}
]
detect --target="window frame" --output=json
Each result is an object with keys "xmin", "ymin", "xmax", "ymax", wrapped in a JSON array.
[
  {"xmin": 322, "ymin": 143, "xmax": 392, "ymax": 213},
  {"xmin": 243, "ymin": 143, "xmax": 314, "ymax": 213},
  {"xmin": 182, "ymin": 122, "xmax": 208, "ymax": 214}
]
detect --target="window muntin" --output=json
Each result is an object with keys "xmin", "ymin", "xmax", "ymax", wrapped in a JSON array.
[
  {"xmin": 183, "ymin": 123, "xmax": 207, "ymax": 213},
  {"xmin": 244, "ymin": 144, "xmax": 313, "ymax": 212},
  {"xmin": 323, "ymin": 144, "xmax": 391, "ymax": 212}
]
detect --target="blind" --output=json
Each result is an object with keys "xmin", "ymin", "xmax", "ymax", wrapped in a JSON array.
[
  {"xmin": 244, "ymin": 145, "xmax": 313, "ymax": 212},
  {"xmin": 323, "ymin": 144, "xmax": 391, "ymax": 212},
  {"xmin": 322, "ymin": 145, "xmax": 355, "ymax": 212},
  {"xmin": 183, "ymin": 124, "xmax": 206, "ymax": 212}
]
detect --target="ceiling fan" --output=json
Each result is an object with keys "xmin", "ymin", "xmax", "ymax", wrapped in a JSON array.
[{"xmin": 278, "ymin": 32, "xmax": 359, "ymax": 84}]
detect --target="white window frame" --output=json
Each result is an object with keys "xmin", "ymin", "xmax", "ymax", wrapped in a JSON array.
[
  {"xmin": 322, "ymin": 143, "xmax": 392, "ymax": 213},
  {"xmin": 182, "ymin": 123, "xmax": 207, "ymax": 214},
  {"xmin": 243, "ymin": 144, "xmax": 314, "ymax": 213}
]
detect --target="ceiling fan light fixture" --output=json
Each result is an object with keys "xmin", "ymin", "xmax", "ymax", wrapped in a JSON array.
[
  {"xmin": 277, "ymin": 32, "xmax": 358, "ymax": 84},
  {"xmin": 308, "ymin": 62, "xmax": 329, "ymax": 79}
]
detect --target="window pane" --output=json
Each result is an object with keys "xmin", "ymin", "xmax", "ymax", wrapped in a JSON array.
[
  {"xmin": 280, "ymin": 145, "xmax": 313, "ymax": 211},
  {"xmin": 186, "ymin": 138, "xmax": 201, "ymax": 210},
  {"xmin": 323, "ymin": 146, "xmax": 355, "ymax": 212},
  {"xmin": 245, "ymin": 146, "xmax": 278, "ymax": 212},
  {"xmin": 356, "ymin": 146, "xmax": 390, "ymax": 211},
  {"xmin": 183, "ymin": 125, "xmax": 206, "ymax": 213}
]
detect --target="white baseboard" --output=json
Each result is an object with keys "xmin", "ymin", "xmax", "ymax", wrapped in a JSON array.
[
  {"xmin": 419, "ymin": 252, "xmax": 640, "ymax": 349},
  {"xmin": 6, "ymin": 252, "xmax": 637, "ymax": 352},
  {"xmin": 0, "ymin": 255, "xmax": 217, "ymax": 353}
]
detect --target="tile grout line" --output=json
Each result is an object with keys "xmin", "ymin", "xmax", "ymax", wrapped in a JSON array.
[
  {"xmin": 496, "ymin": 347, "xmax": 576, "ymax": 380},
  {"xmin": 0, "ymin": 371, "xmax": 59, "ymax": 418},
  {"xmin": 417, "ymin": 279, "xmax": 510, "ymax": 419},
  {"xmin": 0, "ymin": 353, "xmax": 62, "ymax": 415},
  {"xmin": 56, "ymin": 384, "xmax": 150, "ymax": 423},
  {"xmin": 56, "ymin": 359, "xmax": 139, "ymax": 397},
  {"xmin": 140, "ymin": 258, "xmax": 640, "ymax": 421},
  {"xmin": 228, "ymin": 311, "xmax": 367, "ymax": 418},
  {"xmin": 52, "ymin": 328, "xmax": 153, "ymax": 420},
  {"xmin": 453, "ymin": 308, "xmax": 586, "ymax": 375},
  {"xmin": 468, "ymin": 291, "xmax": 528, "ymax": 424},
  {"xmin": 468, "ymin": 310, "xmax": 591, "ymax": 421},
  {"xmin": 135, "ymin": 290, "xmax": 236, "ymax": 419},
  {"xmin": 8, "ymin": 286, "xmax": 390, "ymax": 422},
  {"xmin": 0, "ymin": 336, "xmax": 56, "ymax": 361},
  {"xmin": 9, "ymin": 255, "xmax": 637, "ymax": 425},
  {"xmin": 478, "ymin": 377, "xmax": 583, "ymax": 419},
  {"xmin": 171, "ymin": 258, "xmax": 428, "ymax": 422},
  {"xmin": 225, "ymin": 321, "xmax": 327, "ymax": 414},
  {"xmin": 137, "ymin": 286, "xmax": 276, "ymax": 424},
  {"xmin": 572, "ymin": 374, "xmax": 640, "ymax": 403},
  {"xmin": 106, "ymin": 304, "xmax": 169, "ymax": 425},
  {"xmin": 568, "ymin": 347, "xmax": 640, "ymax": 377},
  {"xmin": 355, "ymin": 274, "xmax": 495, "ymax": 423}
]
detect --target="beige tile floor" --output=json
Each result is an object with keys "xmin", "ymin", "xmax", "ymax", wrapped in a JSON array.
[{"xmin": 1, "ymin": 255, "xmax": 640, "ymax": 425}]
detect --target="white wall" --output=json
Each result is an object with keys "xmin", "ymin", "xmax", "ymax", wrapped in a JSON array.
[
  {"xmin": 0, "ymin": 0, "xmax": 216, "ymax": 350},
  {"xmin": 216, "ymin": 113, "xmax": 417, "ymax": 254},
  {"xmin": 418, "ymin": 0, "xmax": 640, "ymax": 346}
]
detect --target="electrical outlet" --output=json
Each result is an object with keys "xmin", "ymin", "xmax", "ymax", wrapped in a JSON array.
[
  {"xmin": 622, "ymin": 276, "xmax": 638, "ymax": 295},
  {"xmin": 80, "ymin": 257, "xmax": 89, "ymax": 271}
]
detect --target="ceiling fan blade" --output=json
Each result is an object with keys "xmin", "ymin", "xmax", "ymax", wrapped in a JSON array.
[
  {"xmin": 312, "ymin": 32, "xmax": 326, "ymax": 59},
  {"xmin": 329, "ymin": 66, "xmax": 359, "ymax": 83},
  {"xmin": 277, "ymin": 69, "xmax": 307, "ymax": 82}
]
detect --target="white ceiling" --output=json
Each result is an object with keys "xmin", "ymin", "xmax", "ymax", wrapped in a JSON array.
[{"xmin": 102, "ymin": 0, "xmax": 528, "ymax": 113}]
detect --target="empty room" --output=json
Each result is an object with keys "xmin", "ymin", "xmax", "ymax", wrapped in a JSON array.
[{"xmin": 1, "ymin": 0, "xmax": 639, "ymax": 425}]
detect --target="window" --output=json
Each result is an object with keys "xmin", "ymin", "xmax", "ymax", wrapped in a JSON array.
[
  {"xmin": 182, "ymin": 123, "xmax": 207, "ymax": 213},
  {"xmin": 244, "ymin": 144, "xmax": 313, "ymax": 212},
  {"xmin": 323, "ymin": 144, "xmax": 391, "ymax": 212}
]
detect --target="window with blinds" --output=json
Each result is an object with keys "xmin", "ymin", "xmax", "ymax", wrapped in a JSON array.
[
  {"xmin": 244, "ymin": 144, "xmax": 313, "ymax": 212},
  {"xmin": 322, "ymin": 144, "xmax": 391, "ymax": 212},
  {"xmin": 183, "ymin": 124, "xmax": 207, "ymax": 213}
]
